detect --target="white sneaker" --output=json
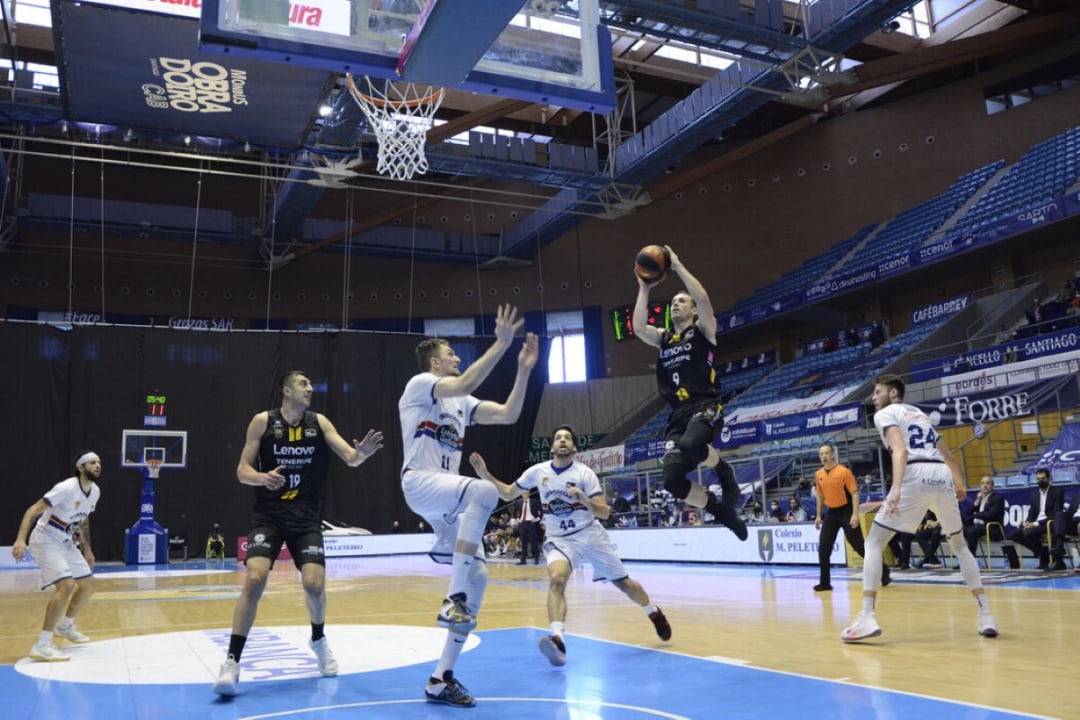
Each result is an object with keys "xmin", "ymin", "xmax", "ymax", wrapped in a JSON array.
[
  {"xmin": 538, "ymin": 635, "xmax": 567, "ymax": 666},
  {"xmin": 977, "ymin": 612, "xmax": 998, "ymax": 638},
  {"xmin": 841, "ymin": 612, "xmax": 882, "ymax": 643},
  {"xmin": 212, "ymin": 658, "xmax": 240, "ymax": 696},
  {"xmin": 309, "ymin": 637, "xmax": 338, "ymax": 676},
  {"xmin": 55, "ymin": 623, "xmax": 90, "ymax": 644},
  {"xmin": 29, "ymin": 644, "xmax": 70, "ymax": 662}
]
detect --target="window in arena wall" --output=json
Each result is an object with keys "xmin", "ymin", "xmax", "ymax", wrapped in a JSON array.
[{"xmin": 547, "ymin": 310, "xmax": 586, "ymax": 384}]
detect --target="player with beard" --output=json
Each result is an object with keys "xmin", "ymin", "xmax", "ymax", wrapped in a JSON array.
[
  {"xmin": 12, "ymin": 450, "xmax": 104, "ymax": 662},
  {"xmin": 470, "ymin": 425, "xmax": 671, "ymax": 667}
]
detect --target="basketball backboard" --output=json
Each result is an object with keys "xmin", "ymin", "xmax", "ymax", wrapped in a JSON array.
[
  {"xmin": 199, "ymin": 0, "xmax": 614, "ymax": 112},
  {"xmin": 121, "ymin": 430, "xmax": 188, "ymax": 470}
]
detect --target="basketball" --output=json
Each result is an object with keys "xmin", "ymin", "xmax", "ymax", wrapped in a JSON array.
[{"xmin": 634, "ymin": 245, "xmax": 670, "ymax": 283}]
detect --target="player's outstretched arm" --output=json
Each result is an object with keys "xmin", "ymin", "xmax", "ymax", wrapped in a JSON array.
[
  {"xmin": 632, "ymin": 276, "xmax": 664, "ymax": 348},
  {"xmin": 236, "ymin": 412, "xmax": 286, "ymax": 491},
  {"xmin": 472, "ymin": 332, "xmax": 539, "ymax": 425},
  {"xmin": 666, "ymin": 246, "xmax": 717, "ymax": 341},
  {"xmin": 469, "ymin": 452, "xmax": 520, "ymax": 501},
  {"xmin": 435, "ymin": 303, "xmax": 524, "ymax": 399},
  {"xmin": 321, "ymin": 417, "xmax": 384, "ymax": 468}
]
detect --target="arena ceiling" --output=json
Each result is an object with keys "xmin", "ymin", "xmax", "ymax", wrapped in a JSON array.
[{"xmin": 0, "ymin": 0, "xmax": 1078, "ymax": 266}]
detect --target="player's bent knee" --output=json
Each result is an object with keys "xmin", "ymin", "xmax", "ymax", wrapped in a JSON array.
[{"xmin": 464, "ymin": 479, "xmax": 499, "ymax": 512}]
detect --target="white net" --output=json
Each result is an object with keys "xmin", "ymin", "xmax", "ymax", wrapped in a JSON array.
[{"xmin": 345, "ymin": 75, "xmax": 445, "ymax": 181}]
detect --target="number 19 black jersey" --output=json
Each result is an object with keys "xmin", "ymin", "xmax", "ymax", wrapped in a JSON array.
[{"xmin": 254, "ymin": 409, "xmax": 330, "ymax": 517}]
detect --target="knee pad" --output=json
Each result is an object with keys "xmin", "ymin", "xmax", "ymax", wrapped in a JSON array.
[
  {"xmin": 662, "ymin": 449, "xmax": 693, "ymax": 499},
  {"xmin": 463, "ymin": 479, "xmax": 499, "ymax": 514}
]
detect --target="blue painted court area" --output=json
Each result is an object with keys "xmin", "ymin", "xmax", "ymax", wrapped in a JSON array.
[{"xmin": 1, "ymin": 626, "xmax": 1037, "ymax": 720}]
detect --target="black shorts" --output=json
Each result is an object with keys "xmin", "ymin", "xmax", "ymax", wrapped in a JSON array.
[
  {"xmin": 245, "ymin": 511, "xmax": 325, "ymax": 570},
  {"xmin": 664, "ymin": 399, "xmax": 723, "ymax": 445}
]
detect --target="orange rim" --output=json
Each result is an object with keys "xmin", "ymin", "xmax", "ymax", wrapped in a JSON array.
[{"xmin": 345, "ymin": 74, "xmax": 444, "ymax": 109}]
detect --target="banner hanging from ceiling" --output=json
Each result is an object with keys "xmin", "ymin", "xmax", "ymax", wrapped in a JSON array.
[{"xmin": 53, "ymin": 0, "xmax": 334, "ymax": 145}]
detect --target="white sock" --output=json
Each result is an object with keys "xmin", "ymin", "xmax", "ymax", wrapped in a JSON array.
[
  {"xmin": 433, "ymin": 631, "xmax": 467, "ymax": 680},
  {"xmin": 57, "ymin": 618, "xmax": 73, "ymax": 630},
  {"xmin": 861, "ymin": 597, "xmax": 875, "ymax": 614},
  {"xmin": 550, "ymin": 621, "xmax": 565, "ymax": 639},
  {"xmin": 38, "ymin": 630, "xmax": 53, "ymax": 647},
  {"xmin": 645, "ymin": 604, "xmax": 658, "ymax": 615},
  {"xmin": 448, "ymin": 552, "xmax": 474, "ymax": 599}
]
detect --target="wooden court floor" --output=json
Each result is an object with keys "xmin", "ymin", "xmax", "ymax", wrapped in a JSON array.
[{"xmin": 0, "ymin": 556, "xmax": 1075, "ymax": 719}]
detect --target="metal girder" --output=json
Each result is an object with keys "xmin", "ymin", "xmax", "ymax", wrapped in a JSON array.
[{"xmin": 600, "ymin": 0, "xmax": 806, "ymax": 64}]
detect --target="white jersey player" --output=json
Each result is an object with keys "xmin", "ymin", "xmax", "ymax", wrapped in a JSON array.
[
  {"xmin": 841, "ymin": 375, "xmax": 997, "ymax": 643},
  {"xmin": 398, "ymin": 304, "xmax": 538, "ymax": 708},
  {"xmin": 12, "ymin": 451, "xmax": 103, "ymax": 662},
  {"xmin": 470, "ymin": 425, "xmax": 671, "ymax": 667}
]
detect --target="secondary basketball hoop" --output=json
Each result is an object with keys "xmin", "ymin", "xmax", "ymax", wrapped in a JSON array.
[{"xmin": 345, "ymin": 74, "xmax": 445, "ymax": 181}]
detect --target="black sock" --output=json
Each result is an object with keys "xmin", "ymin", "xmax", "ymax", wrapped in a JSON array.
[
  {"xmin": 227, "ymin": 634, "xmax": 247, "ymax": 662},
  {"xmin": 311, "ymin": 622, "xmax": 325, "ymax": 642}
]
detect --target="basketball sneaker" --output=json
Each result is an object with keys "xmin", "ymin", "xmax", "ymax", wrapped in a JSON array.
[
  {"xmin": 977, "ymin": 612, "xmax": 999, "ymax": 638},
  {"xmin": 710, "ymin": 501, "xmax": 749, "ymax": 541},
  {"xmin": 309, "ymin": 637, "xmax": 339, "ymax": 676},
  {"xmin": 28, "ymin": 644, "xmax": 70, "ymax": 662},
  {"xmin": 841, "ymin": 612, "xmax": 882, "ymax": 643},
  {"xmin": 212, "ymin": 658, "xmax": 240, "ymax": 696},
  {"xmin": 648, "ymin": 608, "xmax": 672, "ymax": 641},
  {"xmin": 425, "ymin": 670, "xmax": 476, "ymax": 707},
  {"xmin": 54, "ymin": 622, "xmax": 89, "ymax": 644},
  {"xmin": 538, "ymin": 635, "xmax": 567, "ymax": 666},
  {"xmin": 436, "ymin": 592, "xmax": 476, "ymax": 632}
]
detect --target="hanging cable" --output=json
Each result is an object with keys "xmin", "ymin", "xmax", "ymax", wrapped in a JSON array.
[
  {"xmin": 469, "ymin": 188, "xmax": 485, "ymax": 332},
  {"xmin": 407, "ymin": 194, "xmax": 418, "ymax": 332},
  {"xmin": 264, "ymin": 182, "xmax": 278, "ymax": 326},
  {"xmin": 575, "ymin": 225, "xmax": 594, "ymax": 430},
  {"xmin": 99, "ymin": 145, "xmax": 106, "ymax": 319},
  {"xmin": 185, "ymin": 161, "xmax": 204, "ymax": 321},
  {"xmin": 67, "ymin": 145, "xmax": 75, "ymax": 317},
  {"xmin": 341, "ymin": 188, "xmax": 354, "ymax": 328}
]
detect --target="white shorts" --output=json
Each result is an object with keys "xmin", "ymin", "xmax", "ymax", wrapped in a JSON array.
[
  {"xmin": 30, "ymin": 528, "xmax": 92, "ymax": 590},
  {"xmin": 543, "ymin": 522, "xmax": 628, "ymax": 583},
  {"xmin": 873, "ymin": 462, "xmax": 963, "ymax": 536},
  {"xmin": 402, "ymin": 469, "xmax": 485, "ymax": 565}
]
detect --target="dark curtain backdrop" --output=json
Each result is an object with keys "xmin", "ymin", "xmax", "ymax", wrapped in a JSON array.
[{"xmin": 1, "ymin": 324, "xmax": 548, "ymax": 560}]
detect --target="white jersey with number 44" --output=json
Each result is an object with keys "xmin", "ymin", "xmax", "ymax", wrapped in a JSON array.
[
  {"xmin": 514, "ymin": 461, "xmax": 603, "ymax": 537},
  {"xmin": 873, "ymin": 402, "xmax": 944, "ymax": 463}
]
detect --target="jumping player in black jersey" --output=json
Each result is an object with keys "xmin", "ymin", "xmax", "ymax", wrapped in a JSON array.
[
  {"xmin": 633, "ymin": 247, "xmax": 747, "ymax": 540},
  {"xmin": 213, "ymin": 370, "xmax": 384, "ymax": 696}
]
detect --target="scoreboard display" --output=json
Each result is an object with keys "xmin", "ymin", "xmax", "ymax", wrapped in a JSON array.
[{"xmin": 611, "ymin": 302, "xmax": 670, "ymax": 341}]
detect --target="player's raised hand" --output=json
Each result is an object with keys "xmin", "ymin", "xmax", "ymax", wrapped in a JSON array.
[
  {"xmin": 518, "ymin": 332, "xmax": 539, "ymax": 371},
  {"xmin": 493, "ymin": 303, "xmax": 524, "ymax": 345},
  {"xmin": 469, "ymin": 452, "xmax": 490, "ymax": 477},
  {"xmin": 354, "ymin": 429, "xmax": 384, "ymax": 460}
]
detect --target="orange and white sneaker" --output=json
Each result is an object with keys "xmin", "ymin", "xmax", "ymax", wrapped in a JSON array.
[{"xmin": 841, "ymin": 612, "xmax": 882, "ymax": 643}]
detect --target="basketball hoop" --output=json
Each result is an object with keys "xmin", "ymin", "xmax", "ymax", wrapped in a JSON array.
[
  {"xmin": 345, "ymin": 74, "xmax": 445, "ymax": 181},
  {"xmin": 146, "ymin": 459, "xmax": 163, "ymax": 480}
]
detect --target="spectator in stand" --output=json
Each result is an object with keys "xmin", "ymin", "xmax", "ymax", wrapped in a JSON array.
[
  {"xmin": 888, "ymin": 530, "xmax": 915, "ymax": 570},
  {"xmin": 823, "ymin": 335, "xmax": 838, "ymax": 353},
  {"xmin": 746, "ymin": 500, "xmax": 765, "ymax": 524},
  {"xmin": 786, "ymin": 496, "xmax": 807, "ymax": 523},
  {"xmin": 963, "ymin": 476, "xmax": 1005, "ymax": 556},
  {"xmin": 796, "ymin": 475, "xmax": 812, "ymax": 500},
  {"xmin": 1052, "ymin": 491, "xmax": 1080, "ymax": 572},
  {"xmin": 1057, "ymin": 280, "xmax": 1073, "ymax": 304},
  {"xmin": 870, "ymin": 322, "xmax": 885, "ymax": 349},
  {"xmin": 1004, "ymin": 345, "xmax": 1019, "ymax": 364},
  {"xmin": 1068, "ymin": 292, "xmax": 1080, "ymax": 316},
  {"xmin": 994, "ymin": 324, "xmax": 1013, "ymax": 345},
  {"xmin": 846, "ymin": 328, "xmax": 859, "ymax": 347},
  {"xmin": 769, "ymin": 500, "xmax": 785, "ymax": 522},
  {"xmin": 1003, "ymin": 468, "xmax": 1063, "ymax": 570},
  {"xmin": 913, "ymin": 510, "xmax": 944, "ymax": 568}
]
